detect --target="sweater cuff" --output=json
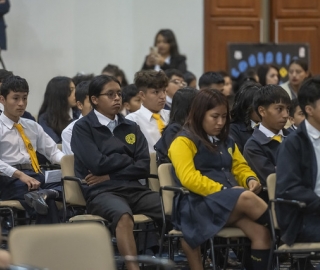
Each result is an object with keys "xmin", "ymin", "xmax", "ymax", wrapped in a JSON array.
[{"xmin": 246, "ymin": 176, "xmax": 258, "ymax": 187}]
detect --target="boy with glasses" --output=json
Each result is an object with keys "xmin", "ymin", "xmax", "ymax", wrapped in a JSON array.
[
  {"xmin": 164, "ymin": 69, "xmax": 187, "ymax": 109},
  {"xmin": 71, "ymin": 75, "xmax": 162, "ymax": 270}
]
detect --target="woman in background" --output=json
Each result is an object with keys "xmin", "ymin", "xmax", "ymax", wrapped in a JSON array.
[
  {"xmin": 38, "ymin": 76, "xmax": 76, "ymax": 143},
  {"xmin": 257, "ymin": 64, "xmax": 279, "ymax": 86},
  {"xmin": 280, "ymin": 59, "xmax": 309, "ymax": 99},
  {"xmin": 141, "ymin": 29, "xmax": 187, "ymax": 73}
]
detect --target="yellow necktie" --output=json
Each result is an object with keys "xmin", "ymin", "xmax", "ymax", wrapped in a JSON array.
[
  {"xmin": 14, "ymin": 123, "xmax": 41, "ymax": 173},
  {"xmin": 272, "ymin": 134, "xmax": 282, "ymax": 143},
  {"xmin": 152, "ymin": 113, "xmax": 165, "ymax": 133}
]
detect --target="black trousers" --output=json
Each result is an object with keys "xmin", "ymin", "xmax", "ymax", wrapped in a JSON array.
[{"xmin": 0, "ymin": 169, "xmax": 61, "ymax": 224}]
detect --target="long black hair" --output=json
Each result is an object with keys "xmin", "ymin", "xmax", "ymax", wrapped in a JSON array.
[
  {"xmin": 38, "ymin": 76, "xmax": 73, "ymax": 136},
  {"xmin": 154, "ymin": 29, "xmax": 180, "ymax": 56}
]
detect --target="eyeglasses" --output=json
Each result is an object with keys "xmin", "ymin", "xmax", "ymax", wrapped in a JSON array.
[
  {"xmin": 99, "ymin": 91, "xmax": 122, "ymax": 99},
  {"xmin": 170, "ymin": 79, "xmax": 187, "ymax": 87}
]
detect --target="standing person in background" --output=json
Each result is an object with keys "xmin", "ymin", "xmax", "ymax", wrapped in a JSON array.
[
  {"xmin": 257, "ymin": 64, "xmax": 279, "ymax": 86},
  {"xmin": 280, "ymin": 59, "xmax": 310, "ymax": 99},
  {"xmin": 38, "ymin": 76, "xmax": 77, "ymax": 143},
  {"xmin": 141, "ymin": 29, "xmax": 187, "ymax": 73},
  {"xmin": 0, "ymin": 0, "xmax": 9, "ymax": 51}
]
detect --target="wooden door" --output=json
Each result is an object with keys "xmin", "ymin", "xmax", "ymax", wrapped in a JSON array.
[
  {"xmin": 204, "ymin": 0, "xmax": 261, "ymax": 72},
  {"xmin": 271, "ymin": 0, "xmax": 320, "ymax": 74}
]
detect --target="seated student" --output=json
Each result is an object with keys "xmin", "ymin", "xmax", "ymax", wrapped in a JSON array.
[
  {"xmin": 276, "ymin": 77, "xmax": 320, "ymax": 269},
  {"xmin": 0, "ymin": 69, "xmax": 35, "ymax": 121},
  {"xmin": 62, "ymin": 81, "xmax": 92, "ymax": 155},
  {"xmin": 38, "ymin": 76, "xmax": 77, "ymax": 143},
  {"xmin": 126, "ymin": 70, "xmax": 170, "ymax": 153},
  {"xmin": 120, "ymin": 84, "xmax": 141, "ymax": 116},
  {"xmin": 0, "ymin": 76, "xmax": 64, "ymax": 224},
  {"xmin": 287, "ymin": 98, "xmax": 305, "ymax": 133},
  {"xmin": 243, "ymin": 85, "xmax": 291, "ymax": 192},
  {"xmin": 72, "ymin": 72, "xmax": 94, "ymax": 86},
  {"xmin": 71, "ymin": 75, "xmax": 162, "ymax": 270},
  {"xmin": 229, "ymin": 82, "xmax": 261, "ymax": 153},
  {"xmin": 154, "ymin": 87, "xmax": 198, "ymax": 165},
  {"xmin": 101, "ymin": 64, "xmax": 129, "ymax": 87},
  {"xmin": 218, "ymin": 70, "xmax": 233, "ymax": 97},
  {"xmin": 164, "ymin": 69, "xmax": 187, "ymax": 110},
  {"xmin": 168, "ymin": 89, "xmax": 270, "ymax": 270},
  {"xmin": 183, "ymin": 71, "xmax": 197, "ymax": 88},
  {"xmin": 198, "ymin": 71, "xmax": 225, "ymax": 91}
]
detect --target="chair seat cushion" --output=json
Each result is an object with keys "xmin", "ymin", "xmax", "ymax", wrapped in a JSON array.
[
  {"xmin": 0, "ymin": 200, "xmax": 24, "ymax": 210},
  {"xmin": 133, "ymin": 214, "xmax": 153, "ymax": 223},
  {"xmin": 278, "ymin": 242, "xmax": 320, "ymax": 252},
  {"xmin": 216, "ymin": 227, "xmax": 246, "ymax": 238},
  {"xmin": 69, "ymin": 214, "xmax": 107, "ymax": 222}
]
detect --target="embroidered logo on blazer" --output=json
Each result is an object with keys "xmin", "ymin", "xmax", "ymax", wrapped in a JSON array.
[{"xmin": 125, "ymin": 133, "xmax": 136, "ymax": 144}]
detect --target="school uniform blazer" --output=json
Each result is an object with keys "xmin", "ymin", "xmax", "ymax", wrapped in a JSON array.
[
  {"xmin": 276, "ymin": 120, "xmax": 319, "ymax": 245},
  {"xmin": 229, "ymin": 121, "xmax": 253, "ymax": 154},
  {"xmin": 154, "ymin": 123, "xmax": 182, "ymax": 165},
  {"xmin": 71, "ymin": 111, "xmax": 150, "ymax": 202},
  {"xmin": 243, "ymin": 127, "xmax": 289, "ymax": 186},
  {"xmin": 141, "ymin": 54, "xmax": 187, "ymax": 73}
]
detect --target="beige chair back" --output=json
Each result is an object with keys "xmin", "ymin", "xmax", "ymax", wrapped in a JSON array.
[
  {"xmin": 158, "ymin": 163, "xmax": 175, "ymax": 216},
  {"xmin": 148, "ymin": 152, "xmax": 160, "ymax": 192},
  {"xmin": 56, "ymin": 144, "xmax": 62, "ymax": 151},
  {"xmin": 9, "ymin": 223, "xmax": 115, "ymax": 270},
  {"xmin": 266, "ymin": 173, "xmax": 279, "ymax": 229},
  {"xmin": 60, "ymin": 155, "xmax": 86, "ymax": 206}
]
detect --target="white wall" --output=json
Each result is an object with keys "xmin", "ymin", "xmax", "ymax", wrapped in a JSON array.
[{"xmin": 2, "ymin": 0, "xmax": 203, "ymax": 115}]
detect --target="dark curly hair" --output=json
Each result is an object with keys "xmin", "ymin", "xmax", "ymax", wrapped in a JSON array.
[{"xmin": 134, "ymin": 70, "xmax": 168, "ymax": 91}]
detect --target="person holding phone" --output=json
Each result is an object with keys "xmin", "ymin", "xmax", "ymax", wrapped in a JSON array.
[{"xmin": 141, "ymin": 29, "xmax": 187, "ymax": 73}]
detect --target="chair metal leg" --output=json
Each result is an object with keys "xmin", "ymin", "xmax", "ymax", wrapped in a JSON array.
[{"xmin": 209, "ymin": 238, "xmax": 217, "ymax": 270}]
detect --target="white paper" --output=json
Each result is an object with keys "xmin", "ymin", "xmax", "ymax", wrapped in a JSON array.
[
  {"xmin": 234, "ymin": 51, "xmax": 242, "ymax": 60},
  {"xmin": 45, "ymin": 169, "xmax": 62, "ymax": 183}
]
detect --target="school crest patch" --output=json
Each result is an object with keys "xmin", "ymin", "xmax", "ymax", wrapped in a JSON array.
[{"xmin": 125, "ymin": 133, "xmax": 136, "ymax": 144}]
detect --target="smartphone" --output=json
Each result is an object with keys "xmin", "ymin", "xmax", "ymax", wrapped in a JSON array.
[{"xmin": 150, "ymin": 46, "xmax": 158, "ymax": 55}]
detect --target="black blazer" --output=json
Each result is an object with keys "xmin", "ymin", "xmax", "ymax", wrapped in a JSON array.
[
  {"xmin": 141, "ymin": 54, "xmax": 187, "ymax": 73},
  {"xmin": 243, "ymin": 127, "xmax": 289, "ymax": 186},
  {"xmin": 229, "ymin": 121, "xmax": 253, "ymax": 154},
  {"xmin": 71, "ymin": 111, "xmax": 150, "ymax": 202},
  {"xmin": 276, "ymin": 120, "xmax": 320, "ymax": 245}
]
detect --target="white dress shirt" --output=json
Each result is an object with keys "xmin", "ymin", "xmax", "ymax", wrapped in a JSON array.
[
  {"xmin": 62, "ymin": 114, "xmax": 83, "ymax": 155},
  {"xmin": 0, "ymin": 113, "xmax": 64, "ymax": 177},
  {"xmin": 305, "ymin": 120, "xmax": 320, "ymax": 197},
  {"xmin": 126, "ymin": 105, "xmax": 170, "ymax": 152},
  {"xmin": 93, "ymin": 109, "xmax": 118, "ymax": 130},
  {"xmin": 259, "ymin": 123, "xmax": 284, "ymax": 139}
]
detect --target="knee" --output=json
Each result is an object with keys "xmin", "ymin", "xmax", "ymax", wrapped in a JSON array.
[
  {"xmin": 116, "ymin": 213, "xmax": 134, "ymax": 231},
  {"xmin": 238, "ymin": 190, "xmax": 255, "ymax": 204}
]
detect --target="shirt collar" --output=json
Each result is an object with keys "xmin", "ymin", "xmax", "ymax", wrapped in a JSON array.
[
  {"xmin": 140, "ymin": 104, "xmax": 166, "ymax": 122},
  {"xmin": 305, "ymin": 119, "xmax": 320, "ymax": 140},
  {"xmin": 208, "ymin": 135, "xmax": 220, "ymax": 143},
  {"xmin": 259, "ymin": 123, "xmax": 284, "ymax": 138},
  {"xmin": 93, "ymin": 109, "xmax": 118, "ymax": 127},
  {"xmin": 0, "ymin": 112, "xmax": 25, "ymax": 129},
  {"xmin": 251, "ymin": 120, "xmax": 258, "ymax": 129}
]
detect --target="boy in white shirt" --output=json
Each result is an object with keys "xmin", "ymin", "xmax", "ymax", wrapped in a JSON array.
[{"xmin": 126, "ymin": 70, "xmax": 170, "ymax": 152}]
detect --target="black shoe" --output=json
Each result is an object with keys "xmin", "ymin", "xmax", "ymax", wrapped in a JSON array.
[{"xmin": 24, "ymin": 191, "xmax": 49, "ymax": 215}]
